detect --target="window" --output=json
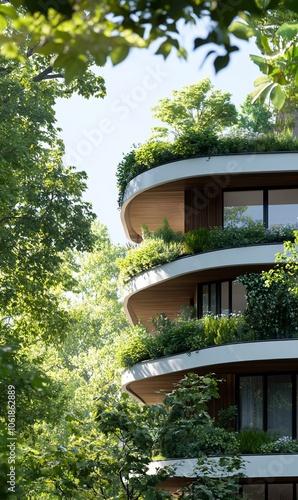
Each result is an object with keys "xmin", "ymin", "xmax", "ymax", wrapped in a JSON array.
[
  {"xmin": 239, "ymin": 376, "xmax": 263, "ymax": 431},
  {"xmin": 238, "ymin": 374, "xmax": 298, "ymax": 438},
  {"xmin": 267, "ymin": 375, "xmax": 292, "ymax": 437},
  {"xmin": 242, "ymin": 484, "xmax": 297, "ymax": 499},
  {"xmin": 224, "ymin": 191, "xmax": 263, "ymax": 227},
  {"xmin": 268, "ymin": 189, "xmax": 298, "ymax": 227},
  {"xmin": 223, "ymin": 188, "xmax": 298, "ymax": 229},
  {"xmin": 198, "ymin": 280, "xmax": 246, "ymax": 318}
]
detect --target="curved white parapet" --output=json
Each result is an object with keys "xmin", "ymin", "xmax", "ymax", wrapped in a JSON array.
[
  {"xmin": 122, "ymin": 153, "xmax": 298, "ymax": 207},
  {"xmin": 148, "ymin": 454, "xmax": 298, "ymax": 479},
  {"xmin": 122, "ymin": 339, "xmax": 298, "ymax": 391},
  {"xmin": 120, "ymin": 153, "xmax": 298, "ymax": 238},
  {"xmin": 123, "ymin": 245, "xmax": 284, "ymax": 323}
]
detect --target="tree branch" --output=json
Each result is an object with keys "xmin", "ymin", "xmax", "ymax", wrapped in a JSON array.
[{"xmin": 32, "ymin": 66, "xmax": 64, "ymax": 82}]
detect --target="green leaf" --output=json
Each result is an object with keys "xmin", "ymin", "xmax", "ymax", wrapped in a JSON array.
[
  {"xmin": 254, "ymin": 75, "xmax": 272, "ymax": 86},
  {"xmin": 255, "ymin": 0, "xmax": 272, "ymax": 8},
  {"xmin": 250, "ymin": 54, "xmax": 270, "ymax": 74},
  {"xmin": 110, "ymin": 44, "xmax": 130, "ymax": 65},
  {"xmin": 214, "ymin": 54, "xmax": 230, "ymax": 73},
  {"xmin": 259, "ymin": 33, "xmax": 271, "ymax": 55},
  {"xmin": 54, "ymin": 53, "xmax": 88, "ymax": 84},
  {"xmin": 276, "ymin": 21, "xmax": 298, "ymax": 41},
  {"xmin": 270, "ymin": 84, "xmax": 286, "ymax": 110},
  {"xmin": 251, "ymin": 80, "xmax": 275, "ymax": 104},
  {"xmin": 0, "ymin": 14, "xmax": 6, "ymax": 30},
  {"xmin": 229, "ymin": 21, "xmax": 254, "ymax": 40},
  {"xmin": 0, "ymin": 4, "xmax": 18, "ymax": 18},
  {"xmin": 155, "ymin": 41, "xmax": 173, "ymax": 58}
]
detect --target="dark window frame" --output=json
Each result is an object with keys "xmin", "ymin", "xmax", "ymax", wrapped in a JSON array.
[
  {"xmin": 197, "ymin": 279, "xmax": 245, "ymax": 318},
  {"xmin": 223, "ymin": 186, "xmax": 298, "ymax": 229},
  {"xmin": 236, "ymin": 373, "xmax": 298, "ymax": 439},
  {"xmin": 241, "ymin": 482, "xmax": 298, "ymax": 499}
]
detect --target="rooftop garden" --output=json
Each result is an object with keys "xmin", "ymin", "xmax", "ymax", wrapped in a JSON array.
[
  {"xmin": 117, "ymin": 219, "xmax": 296, "ymax": 285},
  {"xmin": 116, "ymin": 79, "xmax": 298, "ymax": 207}
]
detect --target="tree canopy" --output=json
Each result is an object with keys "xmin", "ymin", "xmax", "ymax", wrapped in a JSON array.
[
  {"xmin": 0, "ymin": 1, "xmax": 298, "ymax": 107},
  {"xmin": 150, "ymin": 78, "xmax": 237, "ymax": 140}
]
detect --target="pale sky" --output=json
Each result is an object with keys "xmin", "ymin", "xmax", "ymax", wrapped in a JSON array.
[{"xmin": 55, "ymin": 37, "xmax": 261, "ymax": 244}]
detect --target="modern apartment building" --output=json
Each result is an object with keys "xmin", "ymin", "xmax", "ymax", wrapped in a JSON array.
[{"xmin": 120, "ymin": 152, "xmax": 298, "ymax": 499}]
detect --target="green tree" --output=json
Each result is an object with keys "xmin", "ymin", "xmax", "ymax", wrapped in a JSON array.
[
  {"xmin": 0, "ymin": 50, "xmax": 101, "ymax": 498},
  {"xmin": 236, "ymin": 95, "xmax": 274, "ymax": 133},
  {"xmin": 150, "ymin": 78, "xmax": 237, "ymax": 140},
  {"xmin": 1, "ymin": 1, "xmax": 298, "ymax": 103}
]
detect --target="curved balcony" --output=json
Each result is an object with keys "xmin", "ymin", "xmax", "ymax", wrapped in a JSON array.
[
  {"xmin": 120, "ymin": 152, "xmax": 298, "ymax": 242},
  {"xmin": 123, "ymin": 244, "xmax": 284, "ymax": 326},
  {"xmin": 122, "ymin": 339, "xmax": 298, "ymax": 404},
  {"xmin": 148, "ymin": 456, "xmax": 298, "ymax": 495}
]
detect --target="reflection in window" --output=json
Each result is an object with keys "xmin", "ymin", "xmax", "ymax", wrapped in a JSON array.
[
  {"xmin": 239, "ymin": 376, "xmax": 263, "ymax": 431},
  {"xmin": 239, "ymin": 374, "xmax": 297, "ymax": 438},
  {"xmin": 223, "ymin": 188, "xmax": 298, "ymax": 229},
  {"xmin": 224, "ymin": 191, "xmax": 263, "ymax": 227},
  {"xmin": 242, "ymin": 484, "xmax": 296, "ymax": 499},
  {"xmin": 232, "ymin": 281, "xmax": 247, "ymax": 314},
  {"xmin": 242, "ymin": 484, "xmax": 265, "ymax": 499},
  {"xmin": 268, "ymin": 484, "xmax": 293, "ymax": 500},
  {"xmin": 269, "ymin": 189, "xmax": 298, "ymax": 227},
  {"xmin": 198, "ymin": 280, "xmax": 246, "ymax": 318},
  {"xmin": 267, "ymin": 375, "xmax": 292, "ymax": 437}
]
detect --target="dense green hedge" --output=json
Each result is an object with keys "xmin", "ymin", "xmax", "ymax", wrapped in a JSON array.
[
  {"xmin": 118, "ymin": 222, "xmax": 296, "ymax": 284},
  {"xmin": 117, "ymin": 315, "xmax": 253, "ymax": 368},
  {"xmin": 116, "ymin": 131, "xmax": 298, "ymax": 206},
  {"xmin": 117, "ymin": 308, "xmax": 298, "ymax": 368}
]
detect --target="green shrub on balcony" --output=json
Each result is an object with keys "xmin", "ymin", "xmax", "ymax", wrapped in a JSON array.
[
  {"xmin": 116, "ymin": 315, "xmax": 254, "ymax": 368},
  {"xmin": 157, "ymin": 373, "xmax": 239, "ymax": 459},
  {"xmin": 116, "ymin": 132, "xmax": 298, "ymax": 207},
  {"xmin": 238, "ymin": 272, "xmax": 298, "ymax": 339},
  {"xmin": 185, "ymin": 222, "xmax": 295, "ymax": 255},
  {"xmin": 118, "ymin": 221, "xmax": 295, "ymax": 284},
  {"xmin": 117, "ymin": 238, "xmax": 186, "ymax": 285},
  {"xmin": 260, "ymin": 436, "xmax": 298, "ymax": 454},
  {"xmin": 237, "ymin": 429, "xmax": 273, "ymax": 454}
]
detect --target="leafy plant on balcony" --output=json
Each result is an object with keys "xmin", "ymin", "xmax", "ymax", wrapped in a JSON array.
[
  {"xmin": 157, "ymin": 374, "xmax": 240, "ymax": 459},
  {"xmin": 237, "ymin": 429, "xmax": 273, "ymax": 454},
  {"xmin": 238, "ymin": 271, "xmax": 298, "ymax": 339},
  {"xmin": 238, "ymin": 431, "xmax": 298, "ymax": 454},
  {"xmin": 117, "ymin": 238, "xmax": 185, "ymax": 285},
  {"xmin": 116, "ymin": 315, "xmax": 254, "ymax": 368},
  {"xmin": 141, "ymin": 218, "xmax": 184, "ymax": 244},
  {"xmin": 260, "ymin": 436, "xmax": 298, "ymax": 454},
  {"xmin": 184, "ymin": 221, "xmax": 295, "ymax": 255},
  {"xmin": 116, "ymin": 132, "xmax": 298, "ymax": 207},
  {"xmin": 118, "ymin": 221, "xmax": 296, "ymax": 284}
]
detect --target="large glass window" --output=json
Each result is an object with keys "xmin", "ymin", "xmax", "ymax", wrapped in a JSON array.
[
  {"xmin": 242, "ymin": 484, "xmax": 265, "ymax": 499},
  {"xmin": 267, "ymin": 375, "xmax": 292, "ymax": 437},
  {"xmin": 268, "ymin": 484, "xmax": 293, "ymax": 500},
  {"xmin": 238, "ymin": 374, "xmax": 297, "ymax": 438},
  {"xmin": 224, "ymin": 191, "xmax": 263, "ymax": 227},
  {"xmin": 223, "ymin": 188, "xmax": 298, "ymax": 229},
  {"xmin": 198, "ymin": 280, "xmax": 246, "ymax": 318},
  {"xmin": 268, "ymin": 189, "xmax": 298, "ymax": 227},
  {"xmin": 239, "ymin": 376, "xmax": 263, "ymax": 431},
  {"xmin": 242, "ymin": 484, "xmax": 296, "ymax": 499}
]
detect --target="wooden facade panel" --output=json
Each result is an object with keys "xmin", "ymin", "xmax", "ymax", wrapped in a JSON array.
[
  {"xmin": 185, "ymin": 188, "xmax": 223, "ymax": 231},
  {"xmin": 129, "ymin": 191, "xmax": 184, "ymax": 237}
]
